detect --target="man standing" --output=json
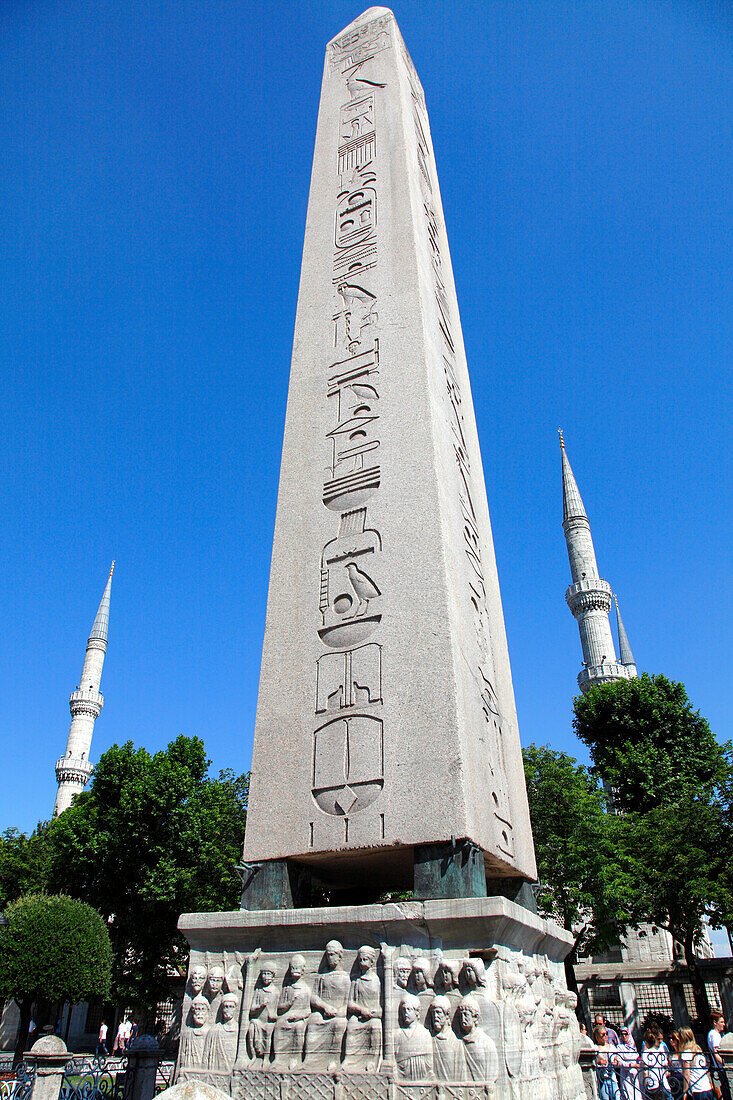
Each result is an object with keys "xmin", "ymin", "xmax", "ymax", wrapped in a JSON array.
[
  {"xmin": 594, "ymin": 1014, "xmax": 619, "ymax": 1047},
  {"xmin": 97, "ymin": 1021, "xmax": 108, "ymax": 1058},
  {"xmin": 708, "ymin": 1012, "xmax": 730, "ymax": 1100}
]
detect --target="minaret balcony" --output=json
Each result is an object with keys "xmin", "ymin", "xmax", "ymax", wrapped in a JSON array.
[
  {"xmin": 565, "ymin": 577, "xmax": 613, "ymax": 616},
  {"xmin": 55, "ymin": 755, "xmax": 94, "ymax": 786},
  {"xmin": 577, "ymin": 661, "xmax": 634, "ymax": 691},
  {"xmin": 68, "ymin": 687, "xmax": 104, "ymax": 718}
]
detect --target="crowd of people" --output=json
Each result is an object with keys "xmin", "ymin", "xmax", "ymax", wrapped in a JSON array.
[
  {"xmin": 591, "ymin": 1011, "xmax": 730, "ymax": 1100},
  {"xmin": 95, "ymin": 1016, "xmax": 138, "ymax": 1057}
]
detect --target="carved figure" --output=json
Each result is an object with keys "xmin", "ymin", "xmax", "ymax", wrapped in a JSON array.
[
  {"xmin": 206, "ymin": 965, "xmax": 226, "ymax": 1020},
  {"xmin": 270, "ymin": 954, "xmax": 311, "ymax": 1070},
  {"xmin": 458, "ymin": 996, "xmax": 499, "ymax": 1084},
  {"xmin": 246, "ymin": 965, "xmax": 279, "ymax": 1061},
  {"xmin": 462, "ymin": 957, "xmax": 506, "ymax": 1081},
  {"xmin": 431, "ymin": 996, "xmax": 465, "ymax": 1081},
  {"xmin": 500, "ymin": 971, "xmax": 524, "ymax": 1080},
  {"xmin": 343, "ymin": 945, "xmax": 382, "ymax": 1072},
  {"xmin": 393, "ymin": 956, "xmax": 412, "ymax": 995},
  {"xmin": 394, "ymin": 994, "xmax": 433, "ymax": 1081},
  {"xmin": 410, "ymin": 958, "xmax": 434, "ymax": 1024},
  {"xmin": 203, "ymin": 993, "xmax": 239, "ymax": 1076},
  {"xmin": 304, "ymin": 940, "xmax": 350, "ymax": 1071},
  {"xmin": 177, "ymin": 995, "xmax": 210, "ymax": 1077},
  {"xmin": 189, "ymin": 965, "xmax": 208, "ymax": 996}
]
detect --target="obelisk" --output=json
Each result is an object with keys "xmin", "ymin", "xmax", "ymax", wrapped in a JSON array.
[
  {"xmin": 178, "ymin": 14, "xmax": 574, "ymax": 1097},
  {"xmin": 241, "ymin": 6, "xmax": 535, "ymax": 902}
]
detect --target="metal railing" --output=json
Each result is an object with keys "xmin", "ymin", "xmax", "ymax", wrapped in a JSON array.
[
  {"xmin": 0, "ymin": 1061, "xmax": 36, "ymax": 1100},
  {"xmin": 58, "ymin": 1057, "xmax": 126, "ymax": 1100},
  {"xmin": 586, "ymin": 1048, "xmax": 728, "ymax": 1100}
]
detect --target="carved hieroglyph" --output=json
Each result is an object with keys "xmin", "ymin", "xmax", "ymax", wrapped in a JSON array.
[
  {"xmin": 176, "ymin": 934, "xmax": 577, "ymax": 1098},
  {"xmin": 243, "ymin": 5, "xmax": 536, "ymax": 878}
]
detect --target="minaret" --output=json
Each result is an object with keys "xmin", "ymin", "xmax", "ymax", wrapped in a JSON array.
[
  {"xmin": 53, "ymin": 563, "xmax": 114, "ymax": 816},
  {"xmin": 614, "ymin": 594, "xmax": 637, "ymax": 678},
  {"xmin": 559, "ymin": 431, "xmax": 633, "ymax": 692}
]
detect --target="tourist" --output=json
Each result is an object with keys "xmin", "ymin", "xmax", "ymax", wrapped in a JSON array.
[
  {"xmin": 617, "ymin": 1027, "xmax": 641, "ymax": 1100},
  {"xmin": 128, "ymin": 1019, "xmax": 138, "ymax": 1048},
  {"xmin": 594, "ymin": 1025, "xmax": 621, "ymax": 1100},
  {"xmin": 678, "ymin": 1027, "xmax": 716, "ymax": 1100},
  {"xmin": 708, "ymin": 1012, "xmax": 731, "ymax": 1100},
  {"xmin": 596, "ymin": 1014, "xmax": 621, "ymax": 1047},
  {"xmin": 97, "ymin": 1020, "xmax": 109, "ymax": 1057},
  {"xmin": 113, "ymin": 1018, "xmax": 128, "ymax": 1055},
  {"xmin": 641, "ymin": 1028, "xmax": 671, "ymax": 1100}
]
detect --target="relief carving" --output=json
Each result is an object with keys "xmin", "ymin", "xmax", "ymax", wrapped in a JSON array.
[
  {"xmin": 203, "ymin": 993, "xmax": 239, "ymax": 1075},
  {"xmin": 329, "ymin": 18, "xmax": 391, "ymax": 69},
  {"xmin": 342, "ymin": 946, "xmax": 383, "ymax": 1072},
  {"xmin": 394, "ymin": 994, "xmax": 433, "ymax": 1081},
  {"xmin": 431, "ymin": 997, "xmax": 465, "ymax": 1082},
  {"xmin": 335, "ymin": 283, "xmax": 377, "ymax": 353},
  {"xmin": 247, "ymin": 964, "xmax": 279, "ymax": 1063},
  {"xmin": 340, "ymin": 96, "xmax": 374, "ymax": 142},
  {"xmin": 303, "ymin": 941, "xmax": 350, "ymax": 1071},
  {"xmin": 318, "ymin": 509, "xmax": 382, "ymax": 645},
  {"xmin": 177, "ymin": 995, "xmax": 211, "ymax": 1077},
  {"xmin": 270, "ymin": 955, "xmax": 311, "ymax": 1070},
  {"xmin": 312, "ymin": 714, "xmax": 384, "ymax": 816},
  {"xmin": 458, "ymin": 997, "xmax": 499, "ymax": 1084},
  {"xmin": 316, "ymin": 644, "xmax": 382, "ymax": 713}
]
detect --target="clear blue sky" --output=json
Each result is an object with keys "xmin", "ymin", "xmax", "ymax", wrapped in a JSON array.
[{"xmin": 1, "ymin": 1, "xmax": 730, "ymax": 842}]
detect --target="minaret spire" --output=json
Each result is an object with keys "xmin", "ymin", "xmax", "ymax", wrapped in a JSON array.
[
  {"xmin": 53, "ymin": 563, "xmax": 115, "ymax": 816},
  {"xmin": 558, "ymin": 434, "xmax": 633, "ymax": 693},
  {"xmin": 614, "ymin": 594, "xmax": 637, "ymax": 675}
]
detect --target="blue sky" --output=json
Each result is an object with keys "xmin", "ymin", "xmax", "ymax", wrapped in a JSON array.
[{"xmin": 1, "ymin": 0, "xmax": 730, "ymax": 881}]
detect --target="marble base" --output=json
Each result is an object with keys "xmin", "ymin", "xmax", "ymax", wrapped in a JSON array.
[{"xmin": 176, "ymin": 898, "xmax": 581, "ymax": 1100}]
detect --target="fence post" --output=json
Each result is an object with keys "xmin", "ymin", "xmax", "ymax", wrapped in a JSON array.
[
  {"xmin": 25, "ymin": 1035, "xmax": 69, "ymax": 1100},
  {"xmin": 123, "ymin": 1036, "xmax": 160, "ymax": 1100}
]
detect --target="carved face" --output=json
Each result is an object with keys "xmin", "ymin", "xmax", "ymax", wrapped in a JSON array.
[
  {"xmin": 357, "ymin": 947, "xmax": 376, "ymax": 972},
  {"xmin": 464, "ymin": 964, "xmax": 478, "ymax": 988},
  {"xmin": 290, "ymin": 954, "xmax": 306, "ymax": 980},
  {"xmin": 190, "ymin": 966, "xmax": 207, "ymax": 993},
  {"xmin": 221, "ymin": 997, "xmax": 238, "ymax": 1022},
  {"xmin": 395, "ymin": 960, "xmax": 411, "ymax": 987},
  {"xmin": 208, "ymin": 967, "xmax": 225, "ymax": 995},
  {"xmin": 459, "ymin": 1002, "xmax": 479, "ymax": 1034},
  {"xmin": 261, "ymin": 968, "xmax": 275, "ymax": 986},
  {"xmin": 432, "ymin": 1004, "xmax": 449, "ymax": 1031},
  {"xmin": 325, "ymin": 942, "xmax": 343, "ymax": 970},
  {"xmin": 412, "ymin": 963, "xmax": 429, "ymax": 991},
  {"xmin": 399, "ymin": 998, "xmax": 419, "ymax": 1027},
  {"xmin": 191, "ymin": 998, "xmax": 209, "ymax": 1027},
  {"xmin": 439, "ymin": 965, "xmax": 457, "ymax": 991}
]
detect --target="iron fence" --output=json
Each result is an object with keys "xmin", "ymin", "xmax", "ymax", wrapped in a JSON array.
[
  {"xmin": 153, "ymin": 1061, "xmax": 174, "ymax": 1097},
  {"xmin": 0, "ymin": 1061, "xmax": 36, "ymax": 1100},
  {"xmin": 587, "ymin": 1048, "xmax": 728, "ymax": 1100},
  {"xmin": 58, "ymin": 1057, "xmax": 126, "ymax": 1100}
]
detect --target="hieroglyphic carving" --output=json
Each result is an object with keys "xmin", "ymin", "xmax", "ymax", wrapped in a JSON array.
[
  {"xmin": 318, "ymin": 510, "xmax": 382, "ymax": 645},
  {"xmin": 316, "ymin": 645, "xmax": 382, "ymax": 713},
  {"xmin": 312, "ymin": 714, "xmax": 384, "ymax": 816},
  {"xmin": 329, "ymin": 14, "xmax": 392, "ymax": 69}
]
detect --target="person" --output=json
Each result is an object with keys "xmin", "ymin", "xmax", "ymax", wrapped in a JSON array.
[
  {"xmin": 617, "ymin": 1026, "xmax": 640, "ymax": 1100},
  {"xmin": 595, "ymin": 1024, "xmax": 621, "ymax": 1100},
  {"xmin": 641, "ymin": 1027, "xmax": 671, "ymax": 1100},
  {"xmin": 129, "ymin": 1019, "xmax": 138, "ymax": 1047},
  {"xmin": 678, "ymin": 1027, "xmax": 715, "ymax": 1100},
  {"xmin": 708, "ymin": 1012, "xmax": 731, "ymax": 1100},
  {"xmin": 596, "ymin": 1014, "xmax": 620, "ymax": 1047},
  {"xmin": 97, "ymin": 1021, "xmax": 109, "ymax": 1058}
]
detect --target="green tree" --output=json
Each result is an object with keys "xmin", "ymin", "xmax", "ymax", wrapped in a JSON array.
[
  {"xmin": 0, "ymin": 894, "xmax": 112, "ymax": 1064},
  {"xmin": 0, "ymin": 825, "xmax": 52, "ymax": 908},
  {"xmin": 45, "ymin": 736, "xmax": 248, "ymax": 1022},
  {"xmin": 523, "ymin": 744, "xmax": 631, "ymax": 991},
  {"xmin": 573, "ymin": 673, "xmax": 733, "ymax": 1024}
]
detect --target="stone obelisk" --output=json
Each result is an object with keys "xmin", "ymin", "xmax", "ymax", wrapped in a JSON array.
[
  {"xmin": 242, "ymin": 6, "xmax": 535, "ymax": 903},
  {"xmin": 178, "ymin": 13, "xmax": 573, "ymax": 1097}
]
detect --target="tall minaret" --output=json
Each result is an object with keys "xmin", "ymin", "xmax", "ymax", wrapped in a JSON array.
[
  {"xmin": 559, "ymin": 432, "xmax": 634, "ymax": 692},
  {"xmin": 614, "ymin": 594, "xmax": 638, "ymax": 678},
  {"xmin": 53, "ymin": 563, "xmax": 114, "ymax": 816}
]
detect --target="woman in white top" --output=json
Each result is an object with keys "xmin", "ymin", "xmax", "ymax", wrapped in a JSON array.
[{"xmin": 677, "ymin": 1028, "xmax": 715, "ymax": 1100}]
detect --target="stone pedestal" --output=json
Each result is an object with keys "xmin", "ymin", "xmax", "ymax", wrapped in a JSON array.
[
  {"xmin": 26, "ymin": 1035, "xmax": 69, "ymax": 1100},
  {"xmin": 124, "ymin": 1036, "xmax": 162, "ymax": 1100},
  {"xmin": 177, "ymin": 897, "xmax": 577, "ymax": 1100}
]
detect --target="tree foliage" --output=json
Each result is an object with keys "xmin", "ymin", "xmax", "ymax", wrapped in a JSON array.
[
  {"xmin": 573, "ymin": 674, "xmax": 733, "ymax": 1024},
  {"xmin": 44, "ymin": 735, "xmax": 248, "ymax": 1010},
  {"xmin": 522, "ymin": 745, "xmax": 630, "ymax": 967},
  {"xmin": 0, "ymin": 826, "xmax": 52, "ymax": 909}
]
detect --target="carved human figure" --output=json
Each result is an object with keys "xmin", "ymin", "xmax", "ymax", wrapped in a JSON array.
[
  {"xmin": 203, "ymin": 993, "xmax": 239, "ymax": 1076},
  {"xmin": 394, "ymin": 994, "xmax": 433, "ymax": 1081},
  {"xmin": 393, "ymin": 957, "xmax": 412, "ymax": 996},
  {"xmin": 342, "ymin": 945, "xmax": 382, "ymax": 1072},
  {"xmin": 246, "ymin": 965, "xmax": 279, "ymax": 1061},
  {"xmin": 177, "ymin": 995, "xmax": 211, "ymax": 1076},
  {"xmin": 270, "ymin": 954, "xmax": 311, "ymax": 1069},
  {"xmin": 303, "ymin": 940, "xmax": 350, "ymax": 1071},
  {"xmin": 410, "ymin": 958, "xmax": 434, "ymax": 1024},
  {"xmin": 518, "ymin": 992, "xmax": 541, "ymax": 1083},
  {"xmin": 458, "ymin": 996, "xmax": 499, "ymax": 1084},
  {"xmin": 435, "ymin": 959, "xmax": 462, "ymax": 1016},
  {"xmin": 462, "ymin": 958, "xmax": 507, "ymax": 1087},
  {"xmin": 563, "ymin": 992, "xmax": 586, "ymax": 1100},
  {"xmin": 189, "ymin": 965, "xmax": 208, "ymax": 997},
  {"xmin": 206, "ymin": 965, "xmax": 226, "ymax": 1021},
  {"xmin": 500, "ymin": 971, "xmax": 525, "ymax": 1082},
  {"xmin": 431, "ymin": 996, "xmax": 465, "ymax": 1081}
]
